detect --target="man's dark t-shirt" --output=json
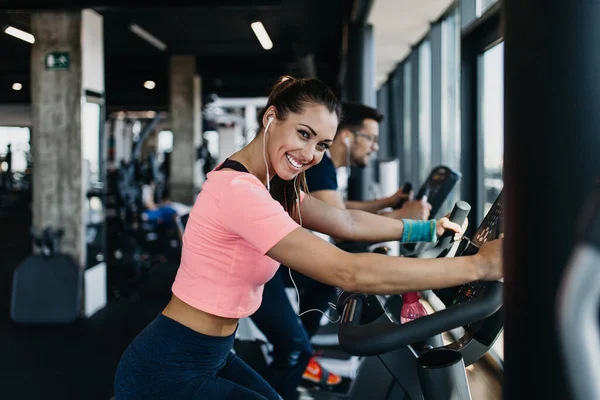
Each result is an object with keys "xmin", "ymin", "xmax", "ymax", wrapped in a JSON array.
[{"xmin": 305, "ymin": 151, "xmax": 337, "ymax": 192}]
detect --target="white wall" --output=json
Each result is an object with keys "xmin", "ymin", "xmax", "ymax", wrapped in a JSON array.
[{"xmin": 81, "ymin": 9, "xmax": 105, "ymax": 94}]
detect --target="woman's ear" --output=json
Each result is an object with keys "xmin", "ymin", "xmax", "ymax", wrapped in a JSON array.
[{"xmin": 262, "ymin": 106, "xmax": 277, "ymax": 128}]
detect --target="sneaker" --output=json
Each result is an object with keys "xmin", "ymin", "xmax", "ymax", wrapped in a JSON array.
[{"xmin": 302, "ymin": 356, "xmax": 342, "ymax": 386}]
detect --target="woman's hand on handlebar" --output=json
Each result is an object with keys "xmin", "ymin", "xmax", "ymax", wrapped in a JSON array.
[
  {"xmin": 435, "ymin": 215, "xmax": 469, "ymax": 240},
  {"xmin": 475, "ymin": 238, "xmax": 504, "ymax": 281}
]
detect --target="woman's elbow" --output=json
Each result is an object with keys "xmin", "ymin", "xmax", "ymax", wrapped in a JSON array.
[{"xmin": 333, "ymin": 256, "xmax": 360, "ymax": 293}]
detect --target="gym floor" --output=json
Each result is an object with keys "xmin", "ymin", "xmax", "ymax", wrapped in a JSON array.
[{"xmin": 1, "ymin": 252, "xmax": 178, "ymax": 400}]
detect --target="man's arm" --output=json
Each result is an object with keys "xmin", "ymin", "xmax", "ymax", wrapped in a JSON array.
[
  {"xmin": 309, "ymin": 189, "xmax": 347, "ymax": 243},
  {"xmin": 310, "ymin": 189, "xmax": 346, "ymax": 210},
  {"xmin": 345, "ymin": 197, "xmax": 394, "ymax": 213},
  {"xmin": 380, "ymin": 199, "xmax": 432, "ymax": 220},
  {"xmin": 309, "ymin": 184, "xmax": 394, "ymax": 213},
  {"xmin": 345, "ymin": 186, "xmax": 411, "ymax": 214}
]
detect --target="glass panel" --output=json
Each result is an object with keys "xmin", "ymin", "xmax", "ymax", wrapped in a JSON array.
[
  {"xmin": 461, "ymin": 0, "xmax": 476, "ymax": 30},
  {"xmin": 480, "ymin": 41, "xmax": 505, "ymax": 363},
  {"xmin": 479, "ymin": 41, "xmax": 504, "ymax": 218},
  {"xmin": 441, "ymin": 8, "xmax": 461, "ymax": 207},
  {"xmin": 476, "ymin": 0, "xmax": 498, "ymax": 17},
  {"xmin": 82, "ymin": 101, "xmax": 101, "ymax": 187},
  {"xmin": 418, "ymin": 40, "xmax": 432, "ymax": 183},
  {"xmin": 441, "ymin": 9, "xmax": 461, "ymax": 172},
  {"xmin": 0, "ymin": 126, "xmax": 30, "ymax": 174},
  {"xmin": 392, "ymin": 70, "xmax": 403, "ymax": 160},
  {"xmin": 403, "ymin": 61, "xmax": 412, "ymax": 181}
]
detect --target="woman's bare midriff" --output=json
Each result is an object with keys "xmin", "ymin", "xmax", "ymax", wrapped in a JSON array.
[{"xmin": 161, "ymin": 294, "xmax": 239, "ymax": 337}]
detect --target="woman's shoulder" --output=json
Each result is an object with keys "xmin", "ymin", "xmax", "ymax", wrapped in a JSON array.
[{"xmin": 205, "ymin": 170, "xmax": 266, "ymax": 195}]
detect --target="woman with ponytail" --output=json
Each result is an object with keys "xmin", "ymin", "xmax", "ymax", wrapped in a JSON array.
[{"xmin": 114, "ymin": 76, "xmax": 503, "ymax": 399}]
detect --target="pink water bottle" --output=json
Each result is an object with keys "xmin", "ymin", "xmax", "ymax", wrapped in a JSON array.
[{"xmin": 400, "ymin": 292, "xmax": 428, "ymax": 323}]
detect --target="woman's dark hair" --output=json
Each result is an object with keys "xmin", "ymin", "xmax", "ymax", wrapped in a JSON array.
[{"xmin": 257, "ymin": 76, "xmax": 342, "ymax": 220}]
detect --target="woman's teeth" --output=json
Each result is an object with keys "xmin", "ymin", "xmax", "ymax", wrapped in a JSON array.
[{"xmin": 286, "ymin": 153, "xmax": 302, "ymax": 169}]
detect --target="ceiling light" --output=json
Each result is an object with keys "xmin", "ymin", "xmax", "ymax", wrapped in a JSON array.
[
  {"xmin": 130, "ymin": 23, "xmax": 167, "ymax": 51},
  {"xmin": 4, "ymin": 26, "xmax": 35, "ymax": 44},
  {"xmin": 250, "ymin": 21, "xmax": 273, "ymax": 50},
  {"xmin": 144, "ymin": 80, "xmax": 156, "ymax": 90},
  {"xmin": 12, "ymin": 83, "xmax": 22, "ymax": 91}
]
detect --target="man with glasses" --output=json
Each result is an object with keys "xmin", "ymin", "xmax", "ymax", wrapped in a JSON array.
[
  {"xmin": 249, "ymin": 103, "xmax": 432, "ymax": 399},
  {"xmin": 306, "ymin": 102, "xmax": 430, "ymax": 217}
]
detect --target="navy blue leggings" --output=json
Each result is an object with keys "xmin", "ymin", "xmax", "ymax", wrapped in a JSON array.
[
  {"xmin": 114, "ymin": 314, "xmax": 281, "ymax": 400},
  {"xmin": 249, "ymin": 268, "xmax": 336, "ymax": 400}
]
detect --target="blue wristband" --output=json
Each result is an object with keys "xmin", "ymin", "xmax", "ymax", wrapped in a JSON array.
[{"xmin": 401, "ymin": 219, "xmax": 437, "ymax": 243}]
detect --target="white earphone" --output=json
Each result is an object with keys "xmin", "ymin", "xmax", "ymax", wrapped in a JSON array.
[
  {"xmin": 344, "ymin": 137, "xmax": 351, "ymax": 147},
  {"xmin": 263, "ymin": 116, "xmax": 275, "ymax": 191}
]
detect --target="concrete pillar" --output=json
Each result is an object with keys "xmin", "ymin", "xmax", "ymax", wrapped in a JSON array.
[
  {"xmin": 169, "ymin": 55, "xmax": 199, "ymax": 204},
  {"xmin": 31, "ymin": 11, "xmax": 84, "ymax": 265},
  {"xmin": 31, "ymin": 9, "xmax": 106, "ymax": 317}
]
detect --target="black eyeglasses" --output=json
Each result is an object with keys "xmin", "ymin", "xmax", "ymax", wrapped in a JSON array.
[{"xmin": 350, "ymin": 130, "xmax": 378, "ymax": 144}]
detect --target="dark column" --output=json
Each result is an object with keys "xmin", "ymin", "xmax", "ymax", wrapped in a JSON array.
[
  {"xmin": 503, "ymin": 1, "xmax": 600, "ymax": 399},
  {"xmin": 345, "ymin": 22, "xmax": 376, "ymax": 201}
]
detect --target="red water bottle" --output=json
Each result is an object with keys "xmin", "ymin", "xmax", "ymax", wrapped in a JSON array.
[{"xmin": 400, "ymin": 292, "xmax": 428, "ymax": 323}]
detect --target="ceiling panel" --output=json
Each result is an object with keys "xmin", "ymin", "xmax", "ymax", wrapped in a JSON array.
[
  {"xmin": 369, "ymin": 0, "xmax": 453, "ymax": 86},
  {"xmin": 0, "ymin": 0, "xmax": 349, "ymax": 110}
]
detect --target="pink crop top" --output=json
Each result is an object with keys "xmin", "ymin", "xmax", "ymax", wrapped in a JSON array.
[{"xmin": 171, "ymin": 169, "xmax": 305, "ymax": 318}]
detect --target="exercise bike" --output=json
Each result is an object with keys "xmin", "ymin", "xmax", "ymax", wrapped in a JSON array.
[{"xmin": 336, "ymin": 192, "xmax": 504, "ymax": 399}]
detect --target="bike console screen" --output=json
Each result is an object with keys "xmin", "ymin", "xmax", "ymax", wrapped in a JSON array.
[
  {"xmin": 416, "ymin": 166, "xmax": 461, "ymax": 219},
  {"xmin": 435, "ymin": 191, "xmax": 504, "ymax": 306},
  {"xmin": 464, "ymin": 191, "xmax": 503, "ymax": 255}
]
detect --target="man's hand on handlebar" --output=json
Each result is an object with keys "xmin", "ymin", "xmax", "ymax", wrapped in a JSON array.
[
  {"xmin": 389, "ymin": 187, "xmax": 413, "ymax": 208},
  {"xmin": 394, "ymin": 199, "xmax": 432, "ymax": 220}
]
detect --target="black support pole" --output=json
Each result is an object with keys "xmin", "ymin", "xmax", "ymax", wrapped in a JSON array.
[
  {"xmin": 504, "ymin": 1, "xmax": 600, "ymax": 399},
  {"xmin": 345, "ymin": 22, "xmax": 376, "ymax": 201}
]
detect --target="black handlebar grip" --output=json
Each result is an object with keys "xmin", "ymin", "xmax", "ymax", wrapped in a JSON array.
[
  {"xmin": 401, "ymin": 182, "xmax": 413, "ymax": 194},
  {"xmin": 438, "ymin": 201, "xmax": 471, "ymax": 242},
  {"xmin": 393, "ymin": 182, "xmax": 413, "ymax": 209},
  {"xmin": 448, "ymin": 201, "xmax": 471, "ymax": 226}
]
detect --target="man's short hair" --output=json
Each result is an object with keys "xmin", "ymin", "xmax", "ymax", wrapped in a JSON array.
[{"xmin": 338, "ymin": 102, "xmax": 384, "ymax": 132}]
